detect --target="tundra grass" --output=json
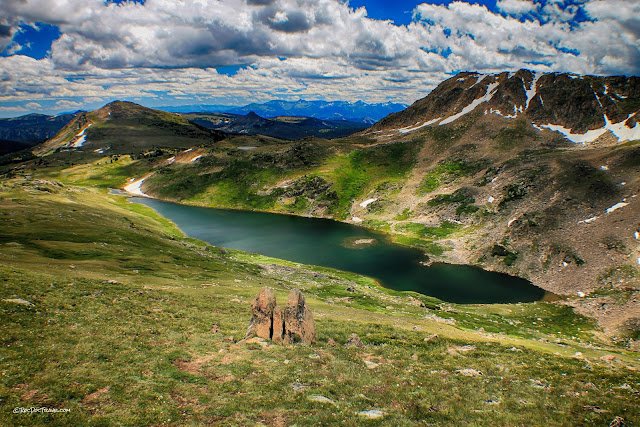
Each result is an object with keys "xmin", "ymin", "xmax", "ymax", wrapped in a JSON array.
[{"xmin": 2, "ymin": 179, "xmax": 639, "ymax": 426}]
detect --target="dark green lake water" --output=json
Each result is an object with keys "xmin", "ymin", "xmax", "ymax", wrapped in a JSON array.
[{"xmin": 132, "ymin": 198, "xmax": 545, "ymax": 304}]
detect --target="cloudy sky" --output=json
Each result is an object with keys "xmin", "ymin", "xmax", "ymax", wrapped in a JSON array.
[{"xmin": 0, "ymin": 0, "xmax": 638, "ymax": 117}]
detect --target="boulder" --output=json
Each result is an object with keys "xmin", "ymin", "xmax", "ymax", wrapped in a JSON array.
[
  {"xmin": 246, "ymin": 287, "xmax": 277, "ymax": 340},
  {"xmin": 284, "ymin": 289, "xmax": 317, "ymax": 345}
]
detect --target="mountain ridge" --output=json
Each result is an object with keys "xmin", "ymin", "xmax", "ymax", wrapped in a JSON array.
[
  {"xmin": 367, "ymin": 69, "xmax": 640, "ymax": 145},
  {"xmin": 159, "ymin": 99, "xmax": 407, "ymax": 124},
  {"xmin": 34, "ymin": 101, "xmax": 225, "ymax": 156},
  {"xmin": 183, "ymin": 111, "xmax": 368, "ymax": 140}
]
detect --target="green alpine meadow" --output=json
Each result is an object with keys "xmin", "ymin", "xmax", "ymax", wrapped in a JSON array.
[{"xmin": 2, "ymin": 1, "xmax": 640, "ymax": 425}]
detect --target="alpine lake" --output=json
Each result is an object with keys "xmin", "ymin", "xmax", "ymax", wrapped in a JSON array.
[{"xmin": 132, "ymin": 197, "xmax": 546, "ymax": 304}]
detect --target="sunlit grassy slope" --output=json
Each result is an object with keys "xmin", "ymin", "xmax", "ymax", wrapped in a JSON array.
[{"xmin": 1, "ymin": 178, "xmax": 638, "ymax": 426}]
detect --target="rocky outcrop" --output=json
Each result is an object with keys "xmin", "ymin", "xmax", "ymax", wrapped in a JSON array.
[
  {"xmin": 283, "ymin": 289, "xmax": 317, "ymax": 345},
  {"xmin": 246, "ymin": 287, "xmax": 316, "ymax": 345},
  {"xmin": 246, "ymin": 287, "xmax": 277, "ymax": 340}
]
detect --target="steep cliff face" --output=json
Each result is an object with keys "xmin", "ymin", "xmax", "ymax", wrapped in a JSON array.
[{"xmin": 369, "ymin": 70, "xmax": 640, "ymax": 144}]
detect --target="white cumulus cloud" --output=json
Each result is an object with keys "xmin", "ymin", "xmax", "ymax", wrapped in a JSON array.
[{"xmin": 0, "ymin": 0, "xmax": 637, "ymax": 111}]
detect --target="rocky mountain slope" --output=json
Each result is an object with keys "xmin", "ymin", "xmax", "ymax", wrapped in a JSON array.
[
  {"xmin": 369, "ymin": 69, "xmax": 640, "ymax": 144},
  {"xmin": 34, "ymin": 101, "xmax": 225, "ymax": 156},
  {"xmin": 183, "ymin": 111, "xmax": 367, "ymax": 140}
]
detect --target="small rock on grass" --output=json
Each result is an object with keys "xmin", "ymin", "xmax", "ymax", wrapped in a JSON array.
[
  {"xmin": 308, "ymin": 395, "xmax": 336, "ymax": 405},
  {"xmin": 327, "ymin": 338, "xmax": 338, "ymax": 347},
  {"xmin": 423, "ymin": 334, "xmax": 438, "ymax": 342},
  {"xmin": 2, "ymin": 298, "xmax": 34, "ymax": 306},
  {"xmin": 364, "ymin": 360, "xmax": 379, "ymax": 369},
  {"xmin": 424, "ymin": 334, "xmax": 438, "ymax": 342},
  {"xmin": 344, "ymin": 333, "xmax": 364, "ymax": 348},
  {"xmin": 357, "ymin": 409, "xmax": 385, "ymax": 419},
  {"xmin": 455, "ymin": 369, "xmax": 483, "ymax": 377}
]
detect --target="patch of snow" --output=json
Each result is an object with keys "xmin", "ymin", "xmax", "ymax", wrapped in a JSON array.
[
  {"xmin": 540, "ymin": 123, "xmax": 607, "ymax": 144},
  {"xmin": 487, "ymin": 196, "xmax": 495, "ymax": 203},
  {"xmin": 439, "ymin": 81, "xmax": 500, "ymax": 125},
  {"xmin": 124, "ymin": 175, "xmax": 152, "ymax": 197},
  {"xmin": 238, "ymin": 146, "xmax": 257, "ymax": 150},
  {"xmin": 71, "ymin": 135, "xmax": 86, "ymax": 148},
  {"xmin": 507, "ymin": 217, "xmax": 517, "ymax": 227},
  {"xmin": 525, "ymin": 73, "xmax": 542, "ymax": 110},
  {"xmin": 603, "ymin": 85, "xmax": 608, "ymax": 95},
  {"xmin": 606, "ymin": 202, "xmax": 628, "ymax": 214},
  {"xmin": 70, "ymin": 124, "xmax": 92, "ymax": 148},
  {"xmin": 579, "ymin": 216, "xmax": 598, "ymax": 224},
  {"xmin": 457, "ymin": 78, "xmax": 466, "ymax": 81},
  {"xmin": 634, "ymin": 231, "xmax": 639, "ymax": 240},
  {"xmin": 577, "ymin": 291, "xmax": 585, "ymax": 297},
  {"xmin": 621, "ymin": 182, "xmax": 626, "ymax": 186},
  {"xmin": 605, "ymin": 113, "xmax": 640, "ymax": 142},
  {"xmin": 562, "ymin": 261, "xmax": 568, "ymax": 267},
  {"xmin": 360, "ymin": 198, "xmax": 377, "ymax": 208},
  {"xmin": 167, "ymin": 156, "xmax": 175, "ymax": 164},
  {"xmin": 638, "ymin": 257, "xmax": 640, "ymax": 266},
  {"xmin": 600, "ymin": 165, "xmax": 609, "ymax": 170},
  {"xmin": 490, "ymin": 108, "xmax": 517, "ymax": 119},
  {"xmin": 398, "ymin": 118, "xmax": 441, "ymax": 133},
  {"xmin": 541, "ymin": 113, "xmax": 640, "ymax": 144},
  {"xmin": 541, "ymin": 123, "xmax": 607, "ymax": 144},
  {"xmin": 351, "ymin": 217, "xmax": 363, "ymax": 223},
  {"xmin": 568, "ymin": 75, "xmax": 579, "ymax": 79},
  {"xmin": 183, "ymin": 148, "xmax": 193, "ymax": 153},
  {"xmin": 532, "ymin": 123, "xmax": 543, "ymax": 131},
  {"xmin": 190, "ymin": 155, "xmax": 203, "ymax": 162}
]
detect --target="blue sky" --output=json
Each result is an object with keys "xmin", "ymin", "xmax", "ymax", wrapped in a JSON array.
[{"xmin": 0, "ymin": 0, "xmax": 638, "ymax": 117}]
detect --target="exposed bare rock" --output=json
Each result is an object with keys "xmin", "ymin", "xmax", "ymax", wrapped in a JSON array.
[
  {"xmin": 327, "ymin": 338, "xmax": 338, "ymax": 347},
  {"xmin": 424, "ymin": 333, "xmax": 439, "ymax": 342},
  {"xmin": 2, "ymin": 298, "xmax": 34, "ymax": 306},
  {"xmin": 272, "ymin": 306, "xmax": 284, "ymax": 344},
  {"xmin": 245, "ymin": 287, "xmax": 316, "ymax": 345},
  {"xmin": 246, "ymin": 287, "xmax": 276, "ymax": 340},
  {"xmin": 344, "ymin": 333, "xmax": 364, "ymax": 348},
  {"xmin": 284, "ymin": 289, "xmax": 317, "ymax": 345}
]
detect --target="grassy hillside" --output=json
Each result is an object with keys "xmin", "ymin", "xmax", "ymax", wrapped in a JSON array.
[
  {"xmin": 1, "ymin": 178, "xmax": 638, "ymax": 425},
  {"xmin": 35, "ymin": 101, "xmax": 225, "ymax": 156}
]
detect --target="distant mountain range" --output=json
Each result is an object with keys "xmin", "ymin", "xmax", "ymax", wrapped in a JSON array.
[
  {"xmin": 159, "ymin": 100, "xmax": 408, "ymax": 124},
  {"xmin": 0, "ymin": 113, "xmax": 78, "ymax": 155},
  {"xmin": 182, "ymin": 111, "xmax": 368, "ymax": 140}
]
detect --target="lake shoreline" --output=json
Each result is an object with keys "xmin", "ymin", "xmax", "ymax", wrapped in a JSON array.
[{"xmin": 124, "ymin": 192, "xmax": 547, "ymax": 304}]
